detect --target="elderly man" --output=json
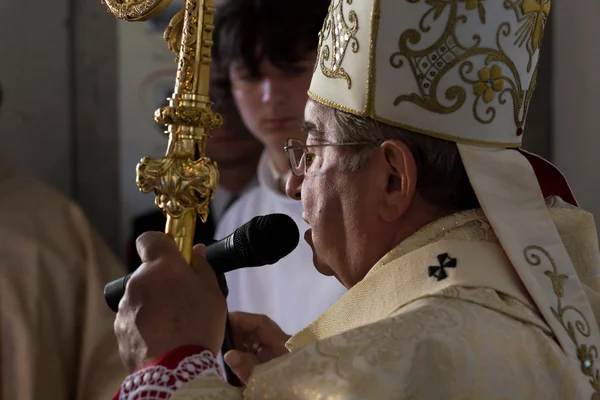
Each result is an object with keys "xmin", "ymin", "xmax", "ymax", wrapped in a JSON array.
[{"xmin": 113, "ymin": 1, "xmax": 600, "ymax": 399}]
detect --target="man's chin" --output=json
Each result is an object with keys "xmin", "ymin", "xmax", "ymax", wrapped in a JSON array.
[
  {"xmin": 314, "ymin": 262, "xmax": 336, "ymax": 276},
  {"xmin": 304, "ymin": 229, "xmax": 337, "ymax": 277}
]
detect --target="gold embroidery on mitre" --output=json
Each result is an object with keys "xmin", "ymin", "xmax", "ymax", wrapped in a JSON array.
[
  {"xmin": 524, "ymin": 246, "xmax": 600, "ymax": 397},
  {"xmin": 460, "ymin": 0, "xmax": 487, "ymax": 23},
  {"xmin": 388, "ymin": 0, "xmax": 549, "ymax": 134},
  {"xmin": 315, "ymin": 0, "xmax": 359, "ymax": 89},
  {"xmin": 506, "ymin": 0, "xmax": 552, "ymax": 72},
  {"xmin": 473, "ymin": 65, "xmax": 505, "ymax": 104}
]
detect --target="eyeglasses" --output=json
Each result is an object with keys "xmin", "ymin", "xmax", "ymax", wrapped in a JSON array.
[{"xmin": 284, "ymin": 137, "xmax": 378, "ymax": 177}]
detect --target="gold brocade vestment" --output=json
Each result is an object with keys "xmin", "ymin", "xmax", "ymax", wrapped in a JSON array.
[{"xmin": 170, "ymin": 197, "xmax": 600, "ymax": 399}]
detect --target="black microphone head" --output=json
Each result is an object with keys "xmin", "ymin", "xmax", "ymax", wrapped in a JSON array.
[{"xmin": 234, "ymin": 213, "xmax": 300, "ymax": 266}]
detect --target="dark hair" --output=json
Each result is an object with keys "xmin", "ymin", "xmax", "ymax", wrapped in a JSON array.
[{"xmin": 213, "ymin": 0, "xmax": 330, "ymax": 79}]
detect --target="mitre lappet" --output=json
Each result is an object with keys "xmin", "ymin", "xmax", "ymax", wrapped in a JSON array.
[{"xmin": 309, "ymin": 0, "xmax": 600, "ymax": 395}]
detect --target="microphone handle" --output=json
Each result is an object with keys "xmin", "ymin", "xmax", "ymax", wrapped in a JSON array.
[
  {"xmin": 104, "ymin": 273, "xmax": 132, "ymax": 312},
  {"xmin": 216, "ymin": 274, "xmax": 243, "ymax": 387}
]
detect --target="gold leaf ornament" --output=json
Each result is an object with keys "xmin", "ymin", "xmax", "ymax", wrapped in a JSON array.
[{"xmin": 315, "ymin": 0, "xmax": 360, "ymax": 89}]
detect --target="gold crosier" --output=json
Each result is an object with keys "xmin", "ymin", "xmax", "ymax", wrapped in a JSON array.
[{"xmin": 102, "ymin": 0, "xmax": 222, "ymax": 264}]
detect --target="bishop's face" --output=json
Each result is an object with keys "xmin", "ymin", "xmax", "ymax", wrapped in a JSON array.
[{"xmin": 285, "ymin": 101, "xmax": 388, "ymax": 288}]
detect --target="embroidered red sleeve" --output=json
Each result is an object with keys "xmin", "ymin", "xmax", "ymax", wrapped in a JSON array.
[{"xmin": 113, "ymin": 345, "xmax": 224, "ymax": 400}]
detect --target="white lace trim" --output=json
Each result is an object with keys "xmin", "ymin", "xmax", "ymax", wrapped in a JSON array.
[{"xmin": 118, "ymin": 350, "xmax": 223, "ymax": 400}]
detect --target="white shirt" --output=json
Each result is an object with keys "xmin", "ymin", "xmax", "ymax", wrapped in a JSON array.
[
  {"xmin": 211, "ymin": 178, "xmax": 257, "ymax": 223},
  {"xmin": 215, "ymin": 151, "xmax": 347, "ymax": 335}
]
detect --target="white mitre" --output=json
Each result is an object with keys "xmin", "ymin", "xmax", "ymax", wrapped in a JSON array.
[{"xmin": 309, "ymin": 0, "xmax": 600, "ymax": 396}]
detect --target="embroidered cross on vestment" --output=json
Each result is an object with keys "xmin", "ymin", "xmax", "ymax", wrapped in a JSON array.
[{"xmin": 428, "ymin": 253, "xmax": 457, "ymax": 281}]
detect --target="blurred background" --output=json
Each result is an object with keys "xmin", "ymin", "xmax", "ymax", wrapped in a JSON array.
[{"xmin": 0, "ymin": 0, "xmax": 596, "ymax": 258}]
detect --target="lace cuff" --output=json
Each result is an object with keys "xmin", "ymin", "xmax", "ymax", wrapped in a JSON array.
[{"xmin": 115, "ymin": 347, "xmax": 223, "ymax": 400}]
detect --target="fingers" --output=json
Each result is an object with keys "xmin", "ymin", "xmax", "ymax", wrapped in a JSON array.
[
  {"xmin": 224, "ymin": 350, "xmax": 258, "ymax": 384},
  {"xmin": 227, "ymin": 312, "xmax": 266, "ymax": 349},
  {"xmin": 228, "ymin": 312, "xmax": 291, "ymax": 358},
  {"xmin": 228, "ymin": 312, "xmax": 271, "ymax": 333},
  {"xmin": 136, "ymin": 232, "xmax": 179, "ymax": 263}
]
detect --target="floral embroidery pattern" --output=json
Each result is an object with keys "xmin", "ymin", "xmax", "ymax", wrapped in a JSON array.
[
  {"xmin": 524, "ymin": 246, "xmax": 600, "ymax": 397},
  {"xmin": 473, "ymin": 65, "xmax": 505, "ymax": 104}
]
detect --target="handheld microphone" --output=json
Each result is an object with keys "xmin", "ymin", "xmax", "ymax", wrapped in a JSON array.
[{"xmin": 104, "ymin": 213, "xmax": 300, "ymax": 312}]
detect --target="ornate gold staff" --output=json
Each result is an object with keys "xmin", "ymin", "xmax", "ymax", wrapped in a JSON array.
[{"xmin": 101, "ymin": 0, "xmax": 221, "ymax": 264}]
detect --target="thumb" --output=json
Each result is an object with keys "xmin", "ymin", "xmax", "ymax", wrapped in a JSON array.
[
  {"xmin": 191, "ymin": 244, "xmax": 208, "ymax": 272},
  {"xmin": 193, "ymin": 243, "xmax": 207, "ymax": 258},
  {"xmin": 224, "ymin": 350, "xmax": 258, "ymax": 384}
]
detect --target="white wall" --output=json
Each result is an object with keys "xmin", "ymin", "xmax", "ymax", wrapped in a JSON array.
[{"xmin": 553, "ymin": 0, "xmax": 600, "ymax": 222}]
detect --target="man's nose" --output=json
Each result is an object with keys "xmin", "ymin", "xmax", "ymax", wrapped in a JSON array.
[{"xmin": 285, "ymin": 173, "xmax": 303, "ymax": 201}]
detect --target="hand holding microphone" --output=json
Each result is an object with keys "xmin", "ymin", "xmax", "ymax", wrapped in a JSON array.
[
  {"xmin": 105, "ymin": 213, "xmax": 300, "ymax": 312},
  {"xmin": 111, "ymin": 214, "xmax": 299, "ymax": 374}
]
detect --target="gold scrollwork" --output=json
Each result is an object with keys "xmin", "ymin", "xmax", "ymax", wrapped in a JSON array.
[
  {"xmin": 389, "ymin": 0, "xmax": 549, "ymax": 135},
  {"xmin": 155, "ymin": 106, "xmax": 223, "ymax": 129},
  {"xmin": 390, "ymin": 2, "xmax": 474, "ymax": 116},
  {"xmin": 315, "ymin": 0, "xmax": 359, "ymax": 89},
  {"xmin": 137, "ymin": 156, "xmax": 218, "ymax": 223},
  {"xmin": 505, "ymin": 0, "xmax": 552, "ymax": 72},
  {"xmin": 524, "ymin": 245, "xmax": 600, "ymax": 396},
  {"xmin": 460, "ymin": 0, "xmax": 486, "ymax": 24},
  {"xmin": 165, "ymin": 9, "xmax": 185, "ymax": 55},
  {"xmin": 178, "ymin": 0, "xmax": 201, "ymax": 93},
  {"xmin": 101, "ymin": 0, "xmax": 173, "ymax": 22},
  {"xmin": 102, "ymin": 0, "xmax": 219, "ymax": 263}
]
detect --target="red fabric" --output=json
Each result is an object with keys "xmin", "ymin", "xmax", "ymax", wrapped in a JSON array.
[
  {"xmin": 519, "ymin": 150, "xmax": 578, "ymax": 207},
  {"xmin": 144, "ymin": 345, "xmax": 213, "ymax": 369},
  {"xmin": 112, "ymin": 345, "xmax": 213, "ymax": 400}
]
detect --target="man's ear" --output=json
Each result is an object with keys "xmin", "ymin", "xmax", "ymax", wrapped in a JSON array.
[{"xmin": 378, "ymin": 140, "xmax": 417, "ymax": 222}]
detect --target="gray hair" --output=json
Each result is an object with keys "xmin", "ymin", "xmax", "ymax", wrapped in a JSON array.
[{"xmin": 315, "ymin": 102, "xmax": 480, "ymax": 213}]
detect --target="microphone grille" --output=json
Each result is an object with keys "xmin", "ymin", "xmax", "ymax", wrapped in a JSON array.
[
  {"xmin": 242, "ymin": 213, "xmax": 300, "ymax": 266},
  {"xmin": 233, "ymin": 222, "xmax": 253, "ymax": 259}
]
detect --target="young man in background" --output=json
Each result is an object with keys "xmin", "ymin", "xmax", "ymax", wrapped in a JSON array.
[{"xmin": 212, "ymin": 0, "xmax": 347, "ymax": 335}]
